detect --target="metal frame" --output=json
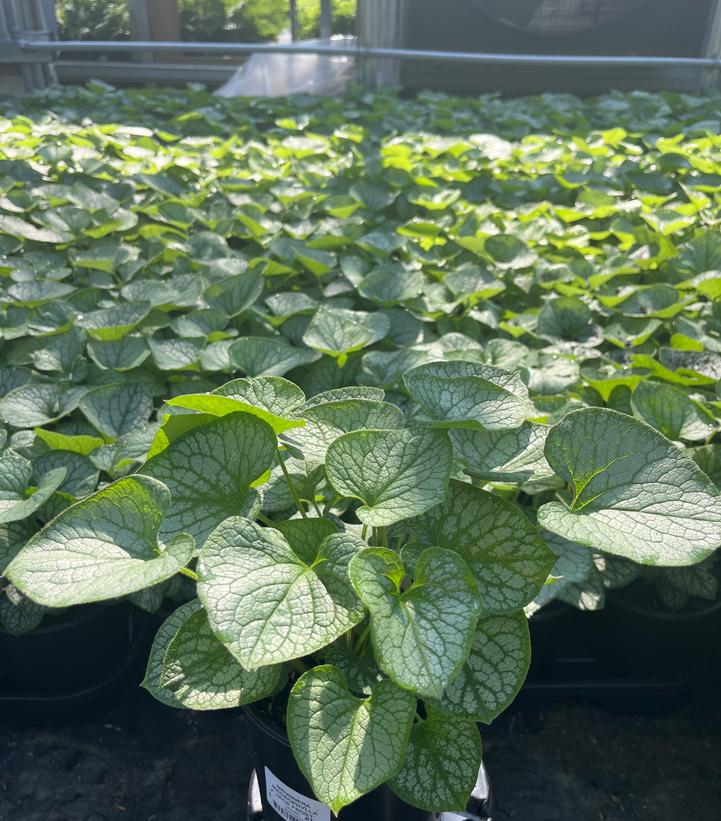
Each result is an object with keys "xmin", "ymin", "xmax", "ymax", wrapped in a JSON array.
[
  {"xmin": 703, "ymin": 0, "xmax": 721, "ymax": 90},
  {"xmin": 2, "ymin": 0, "xmax": 721, "ymax": 92},
  {"xmin": 10, "ymin": 38, "xmax": 721, "ymax": 69}
]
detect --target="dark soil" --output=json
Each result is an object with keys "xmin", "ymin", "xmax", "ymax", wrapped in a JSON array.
[{"xmin": 0, "ymin": 684, "xmax": 719, "ymax": 821}]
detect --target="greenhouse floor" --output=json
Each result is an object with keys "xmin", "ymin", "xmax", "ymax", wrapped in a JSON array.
[{"xmin": 0, "ymin": 685, "xmax": 719, "ymax": 821}]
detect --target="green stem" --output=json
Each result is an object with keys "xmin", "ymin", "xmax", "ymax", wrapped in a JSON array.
[
  {"xmin": 290, "ymin": 658, "xmax": 310, "ymax": 675},
  {"xmin": 352, "ymin": 622, "xmax": 371, "ymax": 654},
  {"xmin": 180, "ymin": 566, "xmax": 199, "ymax": 581},
  {"xmin": 304, "ymin": 497, "xmax": 324, "ymax": 518},
  {"xmin": 257, "ymin": 513, "xmax": 276, "ymax": 527},
  {"xmin": 276, "ymin": 450, "xmax": 308, "ymax": 519},
  {"xmin": 361, "ymin": 523, "xmax": 368, "ymax": 542}
]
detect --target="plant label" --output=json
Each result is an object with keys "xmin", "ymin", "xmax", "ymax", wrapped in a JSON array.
[{"xmin": 264, "ymin": 767, "xmax": 331, "ymax": 821}]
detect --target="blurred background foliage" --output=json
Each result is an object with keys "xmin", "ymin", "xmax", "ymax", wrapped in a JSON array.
[{"xmin": 56, "ymin": 0, "xmax": 357, "ymax": 43}]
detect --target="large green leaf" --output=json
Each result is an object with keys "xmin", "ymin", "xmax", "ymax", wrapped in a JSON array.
[
  {"xmin": 143, "ymin": 599, "xmax": 202, "ymax": 708},
  {"xmin": 229, "ymin": 336, "xmax": 320, "ymax": 377},
  {"xmin": 325, "ymin": 428, "xmax": 452, "ymax": 526},
  {"xmin": 538, "ymin": 408, "xmax": 721, "ymax": 565},
  {"xmin": 303, "ymin": 305, "xmax": 390, "ymax": 364},
  {"xmin": 287, "ymin": 666, "xmax": 415, "ymax": 814},
  {"xmin": 141, "ymin": 413, "xmax": 276, "ymax": 547},
  {"xmin": 405, "ymin": 481, "xmax": 555, "ymax": 611},
  {"xmin": 148, "ymin": 337, "xmax": 203, "ymax": 371},
  {"xmin": 160, "ymin": 607, "xmax": 285, "ymax": 710},
  {"xmin": 79, "ymin": 382, "xmax": 154, "ymax": 439},
  {"xmin": 631, "ymin": 381, "xmax": 716, "ymax": 442},
  {"xmin": 288, "ymin": 399, "xmax": 405, "ymax": 470},
  {"xmin": 404, "ymin": 361, "xmax": 535, "ymax": 430},
  {"xmin": 349, "ymin": 547, "xmax": 480, "ymax": 698},
  {"xmin": 167, "ymin": 376, "xmax": 306, "ymax": 434},
  {"xmin": 0, "ymin": 382, "xmax": 85, "ymax": 428},
  {"xmin": 450, "ymin": 422, "xmax": 555, "ymax": 484},
  {"xmin": 0, "ymin": 449, "xmax": 65, "ymax": 523},
  {"xmin": 198, "ymin": 517, "xmax": 365, "ymax": 670},
  {"xmin": 76, "ymin": 301, "xmax": 151, "ymax": 340},
  {"xmin": 427, "ymin": 611, "xmax": 531, "ymax": 723},
  {"xmin": 5, "ymin": 476, "xmax": 194, "ymax": 606},
  {"xmin": 389, "ymin": 708, "xmax": 482, "ymax": 813},
  {"xmin": 204, "ymin": 271, "xmax": 263, "ymax": 316}
]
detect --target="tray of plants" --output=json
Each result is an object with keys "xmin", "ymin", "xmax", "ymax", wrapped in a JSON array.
[{"xmin": 3, "ymin": 84, "xmax": 721, "ymax": 815}]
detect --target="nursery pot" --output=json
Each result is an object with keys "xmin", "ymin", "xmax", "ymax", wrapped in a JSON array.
[
  {"xmin": 0, "ymin": 601, "xmax": 149, "ymax": 714},
  {"xmin": 603, "ymin": 590, "xmax": 721, "ymax": 678},
  {"xmin": 244, "ymin": 703, "xmax": 492, "ymax": 821},
  {"xmin": 526, "ymin": 601, "xmax": 584, "ymax": 677}
]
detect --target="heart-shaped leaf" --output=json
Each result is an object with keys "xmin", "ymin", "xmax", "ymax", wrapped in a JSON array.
[
  {"xmin": 303, "ymin": 306, "xmax": 390, "ymax": 364},
  {"xmin": 0, "ymin": 382, "xmax": 85, "ymax": 428},
  {"xmin": 404, "ymin": 361, "xmax": 535, "ymax": 430},
  {"xmin": 143, "ymin": 599, "xmax": 202, "ymax": 708},
  {"xmin": 80, "ymin": 382, "xmax": 154, "ymax": 439},
  {"xmin": 287, "ymin": 666, "xmax": 415, "ymax": 814},
  {"xmin": 405, "ymin": 481, "xmax": 555, "ymax": 612},
  {"xmin": 538, "ymin": 408, "xmax": 721, "ymax": 565},
  {"xmin": 198, "ymin": 518, "xmax": 365, "ymax": 670},
  {"xmin": 450, "ymin": 422, "xmax": 555, "ymax": 484},
  {"xmin": 229, "ymin": 336, "xmax": 320, "ymax": 377},
  {"xmin": 167, "ymin": 376, "xmax": 305, "ymax": 434},
  {"xmin": 349, "ymin": 547, "xmax": 480, "ymax": 698},
  {"xmin": 0, "ymin": 449, "xmax": 65, "ymax": 523},
  {"xmin": 141, "ymin": 413, "xmax": 276, "ymax": 547},
  {"xmin": 631, "ymin": 381, "xmax": 716, "ymax": 442},
  {"xmin": 5, "ymin": 476, "xmax": 194, "ymax": 606},
  {"xmin": 288, "ymin": 399, "xmax": 405, "ymax": 470},
  {"xmin": 427, "ymin": 610, "xmax": 530, "ymax": 723},
  {"xmin": 325, "ymin": 428, "xmax": 452, "ymax": 526},
  {"xmin": 76, "ymin": 301, "xmax": 151, "ymax": 340},
  {"xmin": 159, "ymin": 606, "xmax": 285, "ymax": 710},
  {"xmin": 389, "ymin": 708, "xmax": 482, "ymax": 813}
]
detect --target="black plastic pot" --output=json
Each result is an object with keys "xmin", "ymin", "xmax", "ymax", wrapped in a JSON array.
[
  {"xmin": 244, "ymin": 703, "xmax": 492, "ymax": 821},
  {"xmin": 521, "ymin": 598, "xmax": 715, "ymax": 714},
  {"xmin": 603, "ymin": 591, "xmax": 721, "ymax": 677},
  {"xmin": 0, "ymin": 601, "xmax": 151, "ymax": 719}
]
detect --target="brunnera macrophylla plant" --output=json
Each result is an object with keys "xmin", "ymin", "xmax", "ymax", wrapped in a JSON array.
[{"xmin": 7, "ymin": 371, "xmax": 721, "ymax": 814}]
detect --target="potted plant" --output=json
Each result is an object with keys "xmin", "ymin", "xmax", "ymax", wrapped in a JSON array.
[{"xmin": 5, "ymin": 385, "xmax": 721, "ymax": 815}]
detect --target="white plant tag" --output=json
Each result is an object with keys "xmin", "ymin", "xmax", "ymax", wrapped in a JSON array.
[{"xmin": 264, "ymin": 766, "xmax": 331, "ymax": 821}]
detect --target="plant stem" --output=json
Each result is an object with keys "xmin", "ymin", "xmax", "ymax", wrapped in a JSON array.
[
  {"xmin": 352, "ymin": 622, "xmax": 371, "ymax": 653},
  {"xmin": 361, "ymin": 523, "xmax": 368, "ymax": 542},
  {"xmin": 307, "ymin": 497, "xmax": 323, "ymax": 518},
  {"xmin": 276, "ymin": 450, "xmax": 308, "ymax": 519},
  {"xmin": 290, "ymin": 658, "xmax": 310, "ymax": 675},
  {"xmin": 257, "ymin": 513, "xmax": 275, "ymax": 527},
  {"xmin": 180, "ymin": 566, "xmax": 199, "ymax": 581}
]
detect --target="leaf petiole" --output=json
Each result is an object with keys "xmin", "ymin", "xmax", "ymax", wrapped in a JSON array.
[{"xmin": 276, "ymin": 450, "xmax": 308, "ymax": 519}]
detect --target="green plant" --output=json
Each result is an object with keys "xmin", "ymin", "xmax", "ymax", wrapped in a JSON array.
[
  {"xmin": 6, "ymin": 384, "xmax": 721, "ymax": 812},
  {"xmin": 56, "ymin": 0, "xmax": 131, "ymax": 41},
  {"xmin": 2, "ymin": 84, "xmax": 721, "ymax": 810},
  {"xmin": 178, "ymin": 0, "xmax": 356, "ymax": 43}
]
